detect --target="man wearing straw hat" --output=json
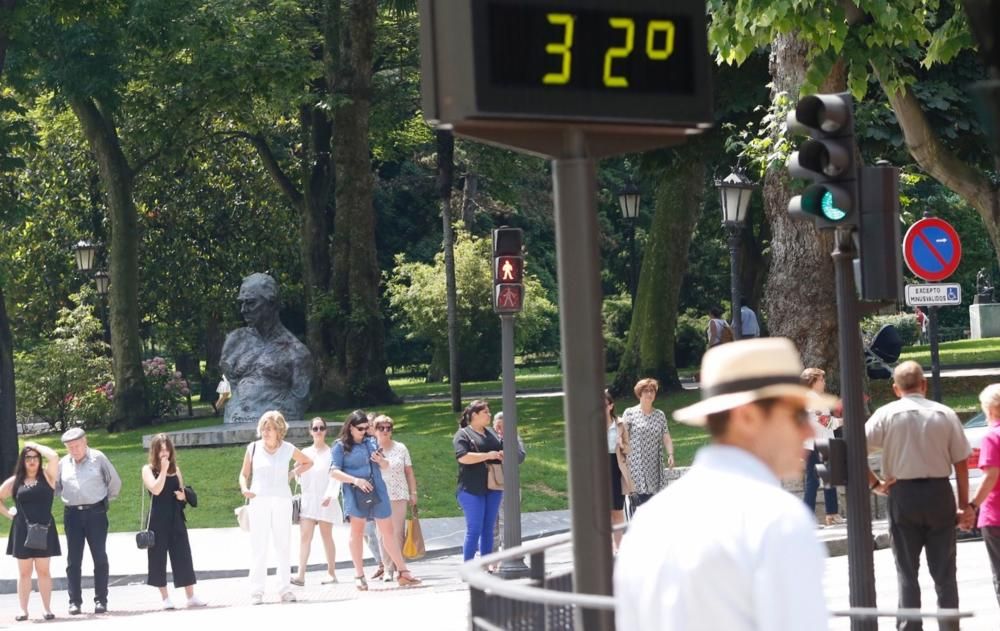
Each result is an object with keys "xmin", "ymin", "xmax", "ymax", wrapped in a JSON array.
[{"xmin": 615, "ymin": 338, "xmax": 835, "ymax": 630}]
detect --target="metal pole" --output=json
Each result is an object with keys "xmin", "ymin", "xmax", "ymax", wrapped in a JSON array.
[
  {"xmin": 497, "ymin": 314, "xmax": 529, "ymax": 577},
  {"xmin": 629, "ymin": 220, "xmax": 637, "ymax": 306},
  {"xmin": 552, "ymin": 130, "xmax": 614, "ymax": 631},
  {"xmin": 928, "ymin": 306, "xmax": 942, "ymax": 402},
  {"xmin": 727, "ymin": 225, "xmax": 743, "ymax": 339},
  {"xmin": 832, "ymin": 228, "xmax": 877, "ymax": 631}
]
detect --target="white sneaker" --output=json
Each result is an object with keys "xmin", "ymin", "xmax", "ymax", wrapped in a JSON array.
[
  {"xmin": 280, "ymin": 591, "xmax": 297, "ymax": 603},
  {"xmin": 250, "ymin": 593, "xmax": 263, "ymax": 606},
  {"xmin": 162, "ymin": 597, "xmax": 175, "ymax": 610},
  {"xmin": 186, "ymin": 596, "xmax": 206, "ymax": 608}
]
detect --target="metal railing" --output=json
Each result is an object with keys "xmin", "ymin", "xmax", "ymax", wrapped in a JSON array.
[{"xmin": 461, "ymin": 531, "xmax": 975, "ymax": 630}]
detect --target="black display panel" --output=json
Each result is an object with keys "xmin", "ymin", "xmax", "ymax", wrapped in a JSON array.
[
  {"xmin": 486, "ymin": 5, "xmax": 695, "ymax": 94},
  {"xmin": 469, "ymin": 0, "xmax": 711, "ymax": 125}
]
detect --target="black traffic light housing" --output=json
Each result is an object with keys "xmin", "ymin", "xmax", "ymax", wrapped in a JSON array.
[
  {"xmin": 856, "ymin": 164, "xmax": 903, "ymax": 302},
  {"xmin": 814, "ymin": 437, "xmax": 848, "ymax": 487},
  {"xmin": 787, "ymin": 93, "xmax": 859, "ymax": 228},
  {"xmin": 492, "ymin": 227, "xmax": 524, "ymax": 314}
]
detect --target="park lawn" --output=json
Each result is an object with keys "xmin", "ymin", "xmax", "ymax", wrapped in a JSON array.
[
  {"xmin": 389, "ymin": 371, "xmax": 576, "ymax": 399},
  {"xmin": 1, "ymin": 389, "xmax": 705, "ymax": 534},
  {"xmin": 899, "ymin": 338, "xmax": 1000, "ymax": 366}
]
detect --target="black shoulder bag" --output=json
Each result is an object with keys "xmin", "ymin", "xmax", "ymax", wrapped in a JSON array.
[
  {"xmin": 350, "ymin": 441, "xmax": 380, "ymax": 515},
  {"xmin": 136, "ymin": 482, "xmax": 155, "ymax": 549}
]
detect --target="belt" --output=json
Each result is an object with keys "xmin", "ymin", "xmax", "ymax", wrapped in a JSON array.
[
  {"xmin": 68, "ymin": 500, "xmax": 106, "ymax": 511},
  {"xmin": 895, "ymin": 477, "xmax": 949, "ymax": 483}
]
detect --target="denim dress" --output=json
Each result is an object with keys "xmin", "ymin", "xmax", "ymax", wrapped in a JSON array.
[{"xmin": 332, "ymin": 437, "xmax": 391, "ymax": 520}]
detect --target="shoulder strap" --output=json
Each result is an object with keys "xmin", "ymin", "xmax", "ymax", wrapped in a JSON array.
[
  {"xmin": 461, "ymin": 428, "xmax": 480, "ymax": 452},
  {"xmin": 139, "ymin": 478, "xmax": 152, "ymax": 531}
]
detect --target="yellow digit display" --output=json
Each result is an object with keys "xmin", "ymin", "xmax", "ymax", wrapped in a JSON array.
[
  {"xmin": 603, "ymin": 18, "xmax": 635, "ymax": 88},
  {"xmin": 542, "ymin": 13, "xmax": 575, "ymax": 85},
  {"xmin": 646, "ymin": 20, "xmax": 675, "ymax": 60}
]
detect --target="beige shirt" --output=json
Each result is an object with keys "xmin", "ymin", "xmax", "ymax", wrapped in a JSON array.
[{"xmin": 865, "ymin": 394, "xmax": 970, "ymax": 480}]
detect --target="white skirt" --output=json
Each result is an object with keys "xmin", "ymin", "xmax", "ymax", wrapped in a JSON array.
[{"xmin": 299, "ymin": 486, "xmax": 344, "ymax": 524}]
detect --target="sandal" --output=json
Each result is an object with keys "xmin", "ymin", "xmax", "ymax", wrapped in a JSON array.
[
  {"xmin": 15, "ymin": 613, "xmax": 28, "ymax": 622},
  {"xmin": 370, "ymin": 565, "xmax": 384, "ymax": 580},
  {"xmin": 44, "ymin": 613, "xmax": 55, "ymax": 621},
  {"xmin": 354, "ymin": 575, "xmax": 368, "ymax": 591},
  {"xmin": 397, "ymin": 571, "xmax": 422, "ymax": 587}
]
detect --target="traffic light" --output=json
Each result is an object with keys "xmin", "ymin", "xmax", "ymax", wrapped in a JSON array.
[
  {"xmin": 493, "ymin": 227, "xmax": 524, "ymax": 314},
  {"xmin": 856, "ymin": 163, "xmax": 903, "ymax": 302},
  {"xmin": 814, "ymin": 438, "xmax": 848, "ymax": 487},
  {"xmin": 786, "ymin": 93, "xmax": 859, "ymax": 228}
]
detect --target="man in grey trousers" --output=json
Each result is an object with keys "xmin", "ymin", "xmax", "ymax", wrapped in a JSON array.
[{"xmin": 866, "ymin": 361, "xmax": 972, "ymax": 631}]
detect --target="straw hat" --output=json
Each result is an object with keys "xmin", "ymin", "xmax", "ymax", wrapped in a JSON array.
[{"xmin": 673, "ymin": 338, "xmax": 838, "ymax": 426}]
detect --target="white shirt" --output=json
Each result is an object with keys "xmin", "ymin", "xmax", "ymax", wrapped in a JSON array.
[
  {"xmin": 615, "ymin": 445, "xmax": 828, "ymax": 631},
  {"xmin": 381, "ymin": 441, "xmax": 412, "ymax": 502},
  {"xmin": 738, "ymin": 306, "xmax": 760, "ymax": 337},
  {"xmin": 247, "ymin": 440, "xmax": 295, "ymax": 498}
]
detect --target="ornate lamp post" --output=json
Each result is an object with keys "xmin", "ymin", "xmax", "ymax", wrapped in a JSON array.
[
  {"xmin": 94, "ymin": 270, "xmax": 110, "ymax": 296},
  {"xmin": 715, "ymin": 171, "xmax": 755, "ymax": 339},
  {"xmin": 72, "ymin": 240, "xmax": 98, "ymax": 273},
  {"xmin": 617, "ymin": 180, "xmax": 641, "ymax": 303}
]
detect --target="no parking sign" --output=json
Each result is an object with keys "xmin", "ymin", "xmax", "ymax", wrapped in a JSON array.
[{"xmin": 902, "ymin": 217, "xmax": 962, "ymax": 282}]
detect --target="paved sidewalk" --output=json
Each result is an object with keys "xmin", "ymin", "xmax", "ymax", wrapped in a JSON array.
[{"xmin": 0, "ymin": 510, "xmax": 571, "ymax": 595}]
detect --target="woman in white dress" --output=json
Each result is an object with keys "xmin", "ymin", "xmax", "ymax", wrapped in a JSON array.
[{"xmin": 291, "ymin": 417, "xmax": 343, "ymax": 586}]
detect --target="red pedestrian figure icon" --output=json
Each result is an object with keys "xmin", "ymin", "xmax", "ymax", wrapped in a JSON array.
[
  {"xmin": 501, "ymin": 259, "xmax": 515, "ymax": 281},
  {"xmin": 499, "ymin": 286, "xmax": 520, "ymax": 308}
]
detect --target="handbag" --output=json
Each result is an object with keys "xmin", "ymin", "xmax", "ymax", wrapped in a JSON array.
[
  {"xmin": 351, "ymin": 441, "xmax": 380, "ymax": 514},
  {"xmin": 463, "ymin": 428, "xmax": 504, "ymax": 491},
  {"xmin": 402, "ymin": 505, "xmax": 426, "ymax": 560},
  {"xmin": 24, "ymin": 522, "xmax": 50, "ymax": 550},
  {"xmin": 136, "ymin": 484, "xmax": 155, "ymax": 550},
  {"xmin": 291, "ymin": 481, "xmax": 301, "ymax": 525},
  {"xmin": 236, "ymin": 441, "xmax": 256, "ymax": 531}
]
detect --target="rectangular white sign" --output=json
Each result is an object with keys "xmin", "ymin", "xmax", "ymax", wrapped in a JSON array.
[{"xmin": 905, "ymin": 283, "xmax": 962, "ymax": 306}]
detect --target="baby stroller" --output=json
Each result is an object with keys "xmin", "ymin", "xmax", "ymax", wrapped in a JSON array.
[{"xmin": 864, "ymin": 324, "xmax": 903, "ymax": 379}]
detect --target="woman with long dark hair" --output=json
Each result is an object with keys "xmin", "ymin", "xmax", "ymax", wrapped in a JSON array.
[
  {"xmin": 606, "ymin": 390, "xmax": 632, "ymax": 552},
  {"xmin": 453, "ymin": 400, "xmax": 504, "ymax": 562},
  {"xmin": 141, "ymin": 434, "xmax": 205, "ymax": 609},
  {"xmin": 1, "ymin": 442, "xmax": 61, "ymax": 621},
  {"xmin": 327, "ymin": 410, "xmax": 421, "ymax": 591}
]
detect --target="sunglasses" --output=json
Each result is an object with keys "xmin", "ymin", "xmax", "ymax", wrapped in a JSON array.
[
  {"xmin": 24, "ymin": 454, "xmax": 41, "ymax": 461},
  {"xmin": 311, "ymin": 426, "xmax": 326, "ymax": 432},
  {"xmin": 376, "ymin": 424, "xmax": 393, "ymax": 431},
  {"xmin": 352, "ymin": 424, "xmax": 370, "ymax": 432}
]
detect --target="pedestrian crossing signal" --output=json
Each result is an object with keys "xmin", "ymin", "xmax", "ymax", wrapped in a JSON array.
[
  {"xmin": 493, "ymin": 227, "xmax": 525, "ymax": 314},
  {"xmin": 494, "ymin": 256, "xmax": 524, "ymax": 285},
  {"xmin": 495, "ymin": 284, "xmax": 523, "ymax": 313}
]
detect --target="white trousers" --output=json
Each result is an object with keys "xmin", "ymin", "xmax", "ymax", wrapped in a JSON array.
[{"xmin": 248, "ymin": 495, "xmax": 292, "ymax": 596}]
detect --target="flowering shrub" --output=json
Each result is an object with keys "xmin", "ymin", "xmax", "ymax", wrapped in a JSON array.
[
  {"xmin": 15, "ymin": 289, "xmax": 113, "ymax": 430},
  {"xmin": 142, "ymin": 357, "xmax": 190, "ymax": 418}
]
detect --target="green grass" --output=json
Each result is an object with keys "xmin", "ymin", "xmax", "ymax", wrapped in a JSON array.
[
  {"xmin": 388, "ymin": 371, "xmax": 576, "ymax": 399},
  {"xmin": 2, "ymin": 390, "xmax": 704, "ymax": 534},
  {"xmin": 899, "ymin": 338, "xmax": 1000, "ymax": 367}
]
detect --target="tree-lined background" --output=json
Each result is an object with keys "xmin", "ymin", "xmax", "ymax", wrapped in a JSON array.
[{"xmin": 1, "ymin": 0, "xmax": 998, "ymax": 479}]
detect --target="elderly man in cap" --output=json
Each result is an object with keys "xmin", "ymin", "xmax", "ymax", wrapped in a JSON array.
[
  {"xmin": 615, "ymin": 338, "xmax": 834, "ymax": 631},
  {"xmin": 57, "ymin": 428, "xmax": 121, "ymax": 615},
  {"xmin": 866, "ymin": 360, "xmax": 971, "ymax": 631}
]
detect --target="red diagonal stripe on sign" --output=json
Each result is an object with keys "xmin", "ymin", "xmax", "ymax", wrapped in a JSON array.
[{"xmin": 916, "ymin": 231, "xmax": 949, "ymax": 268}]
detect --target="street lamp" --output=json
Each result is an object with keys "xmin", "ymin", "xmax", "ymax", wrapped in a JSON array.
[
  {"xmin": 716, "ymin": 170, "xmax": 755, "ymax": 339},
  {"xmin": 72, "ymin": 240, "xmax": 97, "ymax": 273},
  {"xmin": 94, "ymin": 270, "xmax": 110, "ymax": 296},
  {"xmin": 618, "ymin": 180, "xmax": 641, "ymax": 302}
]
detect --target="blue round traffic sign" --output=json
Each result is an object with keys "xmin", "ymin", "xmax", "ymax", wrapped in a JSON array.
[{"xmin": 902, "ymin": 217, "xmax": 962, "ymax": 282}]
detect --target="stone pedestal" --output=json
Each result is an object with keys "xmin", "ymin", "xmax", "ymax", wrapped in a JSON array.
[{"xmin": 970, "ymin": 303, "xmax": 1000, "ymax": 339}]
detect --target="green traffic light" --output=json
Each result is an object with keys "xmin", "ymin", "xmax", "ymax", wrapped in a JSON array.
[{"xmin": 820, "ymin": 190, "xmax": 847, "ymax": 222}]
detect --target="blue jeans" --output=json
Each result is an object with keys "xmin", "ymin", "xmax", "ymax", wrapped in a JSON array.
[
  {"xmin": 457, "ymin": 489, "xmax": 503, "ymax": 561},
  {"xmin": 804, "ymin": 448, "xmax": 838, "ymax": 515}
]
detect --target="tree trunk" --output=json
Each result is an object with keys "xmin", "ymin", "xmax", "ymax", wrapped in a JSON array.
[
  {"xmin": 0, "ymin": 0, "xmax": 18, "ymax": 476},
  {"xmin": 437, "ymin": 129, "xmax": 462, "ymax": 411},
  {"xmin": 761, "ymin": 34, "xmax": 842, "ymax": 389},
  {"xmin": 200, "ymin": 312, "xmax": 223, "ymax": 404},
  {"xmin": 69, "ymin": 96, "xmax": 149, "ymax": 427},
  {"xmin": 613, "ymin": 146, "xmax": 707, "ymax": 394},
  {"xmin": 461, "ymin": 172, "xmax": 479, "ymax": 228},
  {"xmin": 329, "ymin": 0, "xmax": 396, "ymax": 405},
  {"xmin": 0, "ymin": 286, "xmax": 16, "ymax": 477},
  {"xmin": 883, "ymin": 83, "xmax": 1000, "ymax": 266}
]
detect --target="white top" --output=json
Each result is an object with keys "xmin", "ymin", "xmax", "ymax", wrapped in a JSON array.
[
  {"xmin": 381, "ymin": 442, "xmax": 412, "ymax": 502},
  {"xmin": 738, "ymin": 305, "xmax": 760, "ymax": 337},
  {"xmin": 216, "ymin": 376, "xmax": 230, "ymax": 394},
  {"xmin": 297, "ymin": 444, "xmax": 342, "ymax": 523},
  {"xmin": 615, "ymin": 445, "xmax": 828, "ymax": 631},
  {"xmin": 607, "ymin": 423, "xmax": 618, "ymax": 454},
  {"xmin": 247, "ymin": 440, "xmax": 295, "ymax": 498},
  {"xmin": 804, "ymin": 408, "xmax": 842, "ymax": 450}
]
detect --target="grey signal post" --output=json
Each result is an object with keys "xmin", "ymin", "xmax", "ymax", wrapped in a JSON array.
[{"xmin": 419, "ymin": 2, "xmax": 713, "ymax": 628}]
